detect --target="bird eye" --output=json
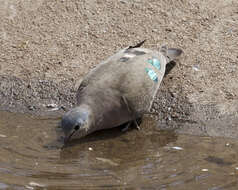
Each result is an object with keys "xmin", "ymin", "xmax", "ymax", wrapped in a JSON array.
[{"xmin": 74, "ymin": 125, "xmax": 80, "ymax": 130}]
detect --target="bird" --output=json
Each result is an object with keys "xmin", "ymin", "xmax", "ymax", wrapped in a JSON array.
[{"xmin": 61, "ymin": 40, "xmax": 183, "ymax": 142}]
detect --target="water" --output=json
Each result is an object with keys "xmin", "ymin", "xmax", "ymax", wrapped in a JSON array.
[{"xmin": 0, "ymin": 111, "xmax": 238, "ymax": 189}]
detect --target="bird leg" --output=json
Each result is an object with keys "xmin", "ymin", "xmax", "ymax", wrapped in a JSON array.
[{"xmin": 121, "ymin": 96, "xmax": 140, "ymax": 130}]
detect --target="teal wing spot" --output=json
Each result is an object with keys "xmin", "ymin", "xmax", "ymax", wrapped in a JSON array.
[
  {"xmin": 147, "ymin": 57, "xmax": 161, "ymax": 70},
  {"xmin": 152, "ymin": 58, "xmax": 161, "ymax": 70},
  {"xmin": 148, "ymin": 59, "xmax": 153, "ymax": 65},
  {"xmin": 145, "ymin": 68, "xmax": 158, "ymax": 82}
]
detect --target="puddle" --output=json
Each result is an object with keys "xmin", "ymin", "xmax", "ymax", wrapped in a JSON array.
[{"xmin": 0, "ymin": 111, "xmax": 238, "ymax": 189}]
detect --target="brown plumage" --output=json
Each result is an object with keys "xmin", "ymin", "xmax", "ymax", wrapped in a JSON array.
[{"xmin": 61, "ymin": 41, "xmax": 183, "ymax": 142}]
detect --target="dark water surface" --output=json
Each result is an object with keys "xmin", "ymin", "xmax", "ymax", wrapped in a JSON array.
[{"xmin": 0, "ymin": 111, "xmax": 238, "ymax": 190}]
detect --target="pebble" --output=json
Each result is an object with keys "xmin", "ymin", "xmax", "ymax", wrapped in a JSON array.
[
  {"xmin": 120, "ymin": 0, "xmax": 127, "ymax": 4},
  {"xmin": 28, "ymin": 105, "xmax": 36, "ymax": 110},
  {"xmin": 172, "ymin": 146, "xmax": 183, "ymax": 150},
  {"xmin": 225, "ymin": 143, "xmax": 230, "ymax": 147},
  {"xmin": 167, "ymin": 115, "xmax": 172, "ymax": 121},
  {"xmin": 29, "ymin": 182, "xmax": 45, "ymax": 187},
  {"xmin": 0, "ymin": 134, "xmax": 7, "ymax": 138},
  {"xmin": 201, "ymin": 169, "xmax": 208, "ymax": 172},
  {"xmin": 46, "ymin": 103, "xmax": 58, "ymax": 108},
  {"xmin": 192, "ymin": 65, "xmax": 200, "ymax": 71}
]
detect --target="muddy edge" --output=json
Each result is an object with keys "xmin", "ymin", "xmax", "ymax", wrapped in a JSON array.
[{"xmin": 0, "ymin": 1, "xmax": 237, "ymax": 138}]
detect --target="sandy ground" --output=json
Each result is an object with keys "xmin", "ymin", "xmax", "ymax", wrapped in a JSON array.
[{"xmin": 0, "ymin": 0, "xmax": 237, "ymax": 138}]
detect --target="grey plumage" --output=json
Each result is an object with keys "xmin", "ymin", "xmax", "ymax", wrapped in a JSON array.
[{"xmin": 61, "ymin": 41, "xmax": 183, "ymax": 142}]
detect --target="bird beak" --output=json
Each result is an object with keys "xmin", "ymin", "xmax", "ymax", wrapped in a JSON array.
[{"xmin": 64, "ymin": 129, "xmax": 76, "ymax": 144}]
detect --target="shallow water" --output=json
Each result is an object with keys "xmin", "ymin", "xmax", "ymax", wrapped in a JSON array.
[{"xmin": 0, "ymin": 111, "xmax": 238, "ymax": 190}]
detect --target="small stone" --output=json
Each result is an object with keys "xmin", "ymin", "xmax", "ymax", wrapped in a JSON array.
[
  {"xmin": 60, "ymin": 106, "xmax": 67, "ymax": 111},
  {"xmin": 120, "ymin": 0, "xmax": 127, "ymax": 4},
  {"xmin": 28, "ymin": 105, "xmax": 36, "ymax": 110},
  {"xmin": 192, "ymin": 65, "xmax": 200, "ymax": 71},
  {"xmin": 152, "ymin": 28, "xmax": 158, "ymax": 32},
  {"xmin": 88, "ymin": 147, "xmax": 93, "ymax": 151},
  {"xmin": 46, "ymin": 103, "xmax": 57, "ymax": 108},
  {"xmin": 171, "ymin": 92, "xmax": 177, "ymax": 98},
  {"xmin": 172, "ymin": 146, "xmax": 183, "ymax": 150},
  {"xmin": 165, "ymin": 28, "xmax": 172, "ymax": 32},
  {"xmin": 0, "ymin": 134, "xmax": 7, "ymax": 138},
  {"xmin": 167, "ymin": 115, "xmax": 172, "ymax": 121},
  {"xmin": 29, "ymin": 182, "xmax": 45, "ymax": 187},
  {"xmin": 201, "ymin": 169, "xmax": 208, "ymax": 172},
  {"xmin": 182, "ymin": 17, "xmax": 187, "ymax": 21}
]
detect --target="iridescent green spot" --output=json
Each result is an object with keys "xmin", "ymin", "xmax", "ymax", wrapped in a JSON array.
[
  {"xmin": 148, "ymin": 59, "xmax": 153, "ymax": 65},
  {"xmin": 145, "ymin": 68, "xmax": 158, "ymax": 82},
  {"xmin": 147, "ymin": 57, "xmax": 161, "ymax": 70}
]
